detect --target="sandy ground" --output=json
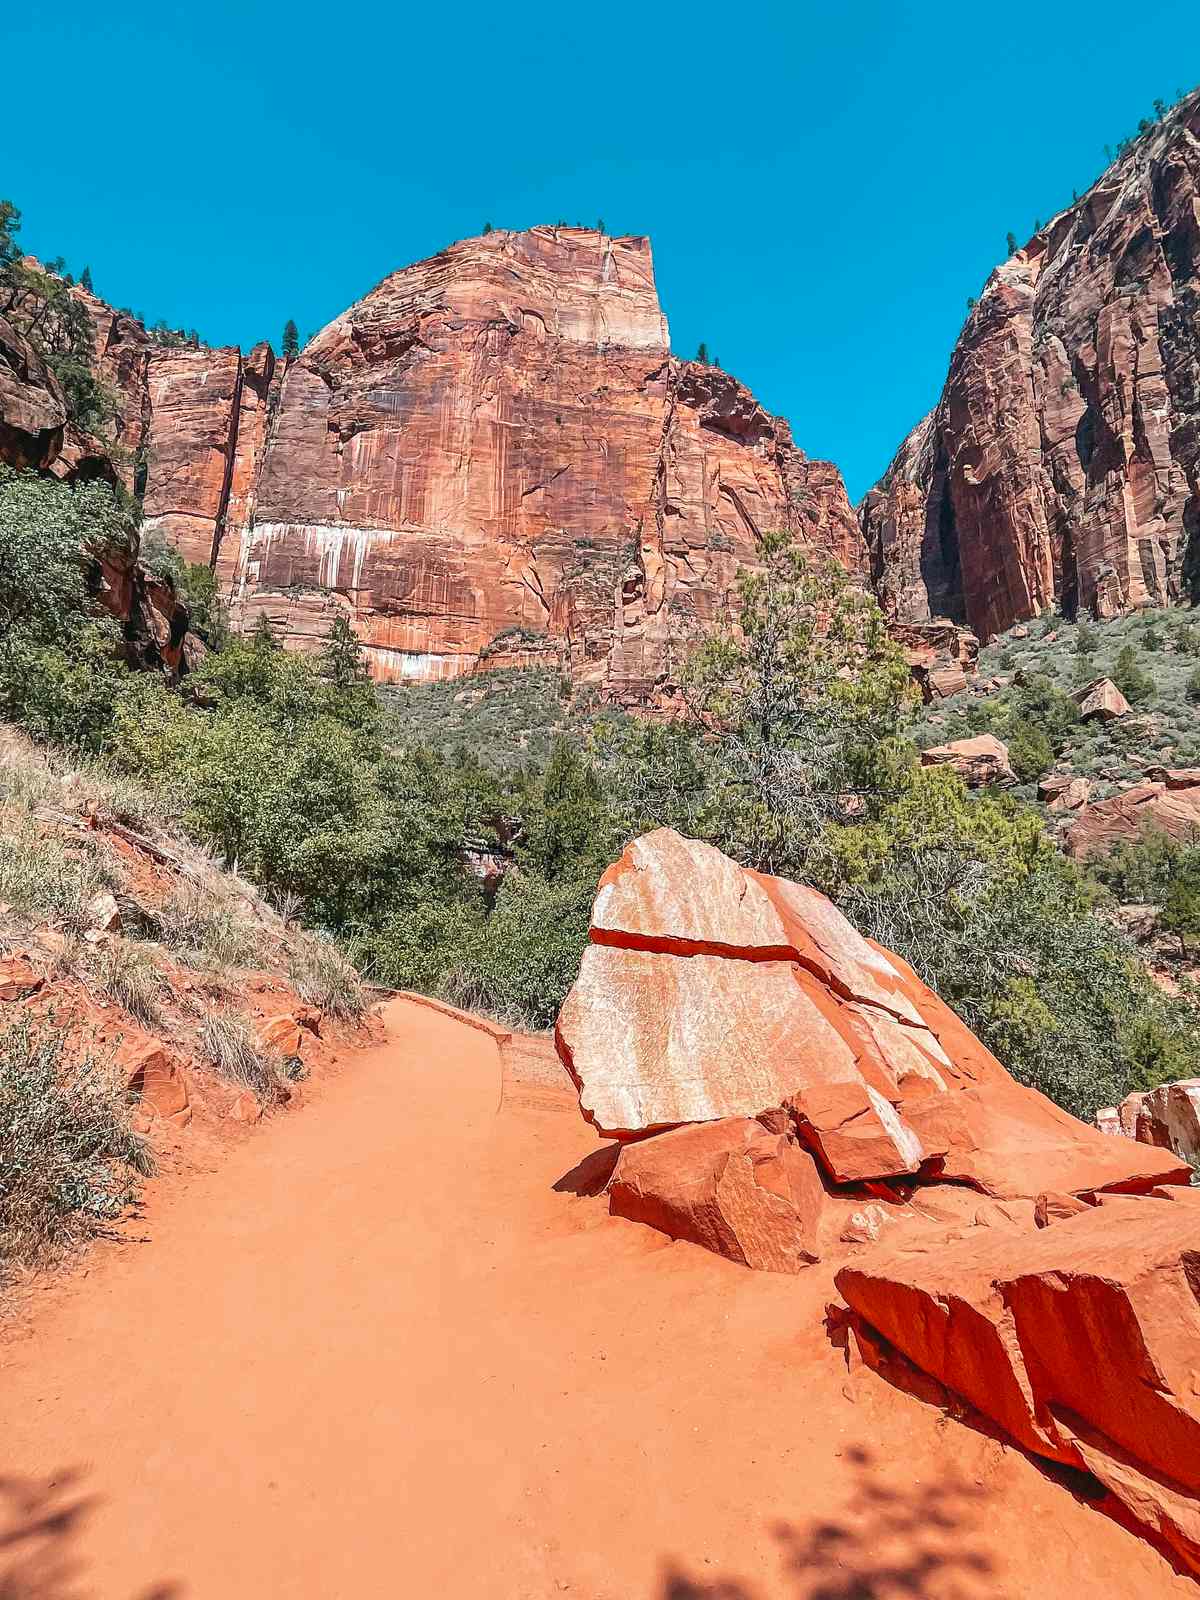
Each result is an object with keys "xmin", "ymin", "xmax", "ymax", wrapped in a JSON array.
[{"xmin": 0, "ymin": 997, "xmax": 1191, "ymax": 1599}]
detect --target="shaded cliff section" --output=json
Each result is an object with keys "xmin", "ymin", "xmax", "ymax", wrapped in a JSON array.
[
  {"xmin": 863, "ymin": 88, "xmax": 1200, "ymax": 642},
  {"xmin": 0, "ymin": 306, "xmax": 197, "ymax": 675}
]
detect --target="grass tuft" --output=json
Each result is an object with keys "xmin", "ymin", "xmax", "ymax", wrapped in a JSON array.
[{"xmin": 0, "ymin": 1017, "xmax": 152, "ymax": 1278}]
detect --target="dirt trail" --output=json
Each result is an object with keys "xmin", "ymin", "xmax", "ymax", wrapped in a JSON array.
[{"xmin": 0, "ymin": 998, "xmax": 1190, "ymax": 1599}]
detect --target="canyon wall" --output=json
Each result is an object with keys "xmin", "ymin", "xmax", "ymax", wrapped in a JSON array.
[
  {"xmin": 235, "ymin": 227, "xmax": 863, "ymax": 700},
  {"xmin": 71, "ymin": 228, "xmax": 862, "ymax": 701},
  {"xmin": 863, "ymin": 89, "xmax": 1200, "ymax": 640}
]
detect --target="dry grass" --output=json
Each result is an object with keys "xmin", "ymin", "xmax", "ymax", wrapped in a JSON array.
[
  {"xmin": 86, "ymin": 940, "xmax": 165, "ymax": 1028},
  {"xmin": 146, "ymin": 881, "xmax": 273, "ymax": 974},
  {"xmin": 0, "ymin": 1017, "xmax": 152, "ymax": 1278},
  {"xmin": 288, "ymin": 933, "xmax": 368, "ymax": 1021},
  {"xmin": 198, "ymin": 1012, "xmax": 278, "ymax": 1101}
]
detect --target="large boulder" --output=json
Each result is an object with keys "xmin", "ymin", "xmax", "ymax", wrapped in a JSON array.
[
  {"xmin": 1073, "ymin": 677, "xmax": 1131, "ymax": 721},
  {"xmin": 837, "ymin": 1201, "xmax": 1200, "ymax": 1576},
  {"xmin": 919, "ymin": 734, "xmax": 1015, "ymax": 786},
  {"xmin": 555, "ymin": 831, "xmax": 1188, "ymax": 1198},
  {"xmin": 1134, "ymin": 1079, "xmax": 1200, "ymax": 1166}
]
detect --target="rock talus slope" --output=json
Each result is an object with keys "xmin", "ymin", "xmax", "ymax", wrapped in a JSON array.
[{"xmin": 863, "ymin": 90, "xmax": 1200, "ymax": 640}]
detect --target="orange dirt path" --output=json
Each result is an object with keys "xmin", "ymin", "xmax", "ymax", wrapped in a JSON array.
[{"xmin": 0, "ymin": 998, "xmax": 1190, "ymax": 1599}]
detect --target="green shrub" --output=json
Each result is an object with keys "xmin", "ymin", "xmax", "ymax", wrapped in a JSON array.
[
  {"xmin": 1112, "ymin": 643, "xmax": 1155, "ymax": 705},
  {"xmin": 1009, "ymin": 673, "xmax": 1080, "ymax": 750},
  {"xmin": 1073, "ymin": 617, "xmax": 1099, "ymax": 655},
  {"xmin": 0, "ymin": 1018, "xmax": 151, "ymax": 1274},
  {"xmin": 1008, "ymin": 720, "xmax": 1053, "ymax": 783},
  {"xmin": 437, "ymin": 872, "xmax": 594, "ymax": 1030}
]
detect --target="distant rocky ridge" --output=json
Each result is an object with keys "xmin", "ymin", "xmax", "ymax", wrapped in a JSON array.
[{"xmin": 862, "ymin": 88, "xmax": 1200, "ymax": 641}]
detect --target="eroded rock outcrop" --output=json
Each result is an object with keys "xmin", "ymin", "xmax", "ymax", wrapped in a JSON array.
[
  {"xmin": 556, "ymin": 829, "xmax": 1199, "ymax": 1565},
  {"xmin": 863, "ymin": 89, "xmax": 1200, "ymax": 640},
  {"xmin": 919, "ymin": 733, "xmax": 1015, "ymax": 786},
  {"xmin": 837, "ymin": 1201, "xmax": 1200, "ymax": 1575},
  {"xmin": 0, "ymin": 313, "xmax": 66, "ymax": 468},
  {"xmin": 1065, "ymin": 767, "xmax": 1200, "ymax": 858}
]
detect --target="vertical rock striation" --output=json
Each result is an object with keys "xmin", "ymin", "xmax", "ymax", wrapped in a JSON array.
[{"xmin": 863, "ymin": 89, "xmax": 1200, "ymax": 639}]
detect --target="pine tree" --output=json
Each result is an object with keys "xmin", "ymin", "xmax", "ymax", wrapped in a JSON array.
[
  {"xmin": 320, "ymin": 615, "xmax": 368, "ymax": 688},
  {"xmin": 596, "ymin": 217, "xmax": 606, "ymax": 234},
  {"xmin": 1006, "ymin": 231, "xmax": 1018, "ymax": 256},
  {"xmin": 281, "ymin": 319, "xmax": 300, "ymax": 357},
  {"xmin": 80, "ymin": 264, "xmax": 94, "ymax": 293},
  {"xmin": 695, "ymin": 341, "xmax": 709, "ymax": 365},
  {"xmin": 251, "ymin": 612, "xmax": 279, "ymax": 652},
  {"xmin": 483, "ymin": 222, "xmax": 493, "ymax": 235}
]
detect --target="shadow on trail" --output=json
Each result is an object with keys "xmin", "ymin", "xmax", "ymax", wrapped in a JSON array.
[
  {"xmin": 659, "ymin": 1445, "xmax": 995, "ymax": 1600},
  {"xmin": 0, "ymin": 1470, "xmax": 179, "ymax": 1600}
]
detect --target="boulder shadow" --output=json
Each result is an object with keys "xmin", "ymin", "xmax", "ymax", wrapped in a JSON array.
[{"xmin": 552, "ymin": 1143, "xmax": 621, "ymax": 1196}]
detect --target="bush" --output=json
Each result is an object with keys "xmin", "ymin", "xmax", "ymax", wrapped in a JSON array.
[
  {"xmin": 1008, "ymin": 719, "xmax": 1053, "ymax": 783},
  {"xmin": 438, "ymin": 872, "xmax": 594, "ymax": 1029},
  {"xmin": 0, "ymin": 1018, "xmax": 151, "ymax": 1275},
  {"xmin": 1186, "ymin": 667, "xmax": 1200, "ymax": 704},
  {"xmin": 1112, "ymin": 643, "xmax": 1155, "ymax": 706},
  {"xmin": 1009, "ymin": 674, "xmax": 1079, "ymax": 750}
]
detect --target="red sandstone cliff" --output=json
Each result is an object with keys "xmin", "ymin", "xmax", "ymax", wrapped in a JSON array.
[
  {"xmin": 233, "ymin": 227, "xmax": 862, "ymax": 699},
  {"xmin": 8, "ymin": 234, "xmax": 864, "ymax": 699},
  {"xmin": 863, "ymin": 88, "xmax": 1200, "ymax": 640}
]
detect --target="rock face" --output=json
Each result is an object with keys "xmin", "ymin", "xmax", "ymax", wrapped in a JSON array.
[
  {"xmin": 1065, "ymin": 767, "xmax": 1200, "ymax": 858},
  {"xmin": 837, "ymin": 1202, "xmax": 1200, "ymax": 1576},
  {"xmin": 232, "ymin": 228, "xmax": 863, "ymax": 698},
  {"xmin": 69, "ymin": 287, "xmax": 283, "ymax": 582},
  {"xmin": 0, "ymin": 308, "xmax": 196, "ymax": 677},
  {"xmin": 889, "ymin": 620, "xmax": 980, "ymax": 700},
  {"xmin": 0, "ymin": 313, "xmax": 66, "ymax": 468},
  {"xmin": 61, "ymin": 232, "xmax": 861, "ymax": 700},
  {"xmin": 863, "ymin": 89, "xmax": 1200, "ymax": 640}
]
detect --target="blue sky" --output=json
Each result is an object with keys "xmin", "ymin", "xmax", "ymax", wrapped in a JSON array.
[{"xmin": 4, "ymin": 2, "xmax": 1197, "ymax": 500}]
